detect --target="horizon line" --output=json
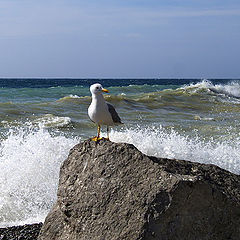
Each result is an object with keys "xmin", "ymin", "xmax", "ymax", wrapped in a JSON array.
[{"xmin": 0, "ymin": 77, "xmax": 239, "ymax": 80}]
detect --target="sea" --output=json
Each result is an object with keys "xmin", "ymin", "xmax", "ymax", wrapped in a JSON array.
[{"xmin": 0, "ymin": 78, "xmax": 240, "ymax": 227}]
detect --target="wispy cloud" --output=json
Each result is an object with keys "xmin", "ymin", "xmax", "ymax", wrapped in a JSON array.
[
  {"xmin": 0, "ymin": 0, "xmax": 239, "ymax": 77},
  {"xmin": 0, "ymin": 1, "xmax": 240, "ymax": 38}
]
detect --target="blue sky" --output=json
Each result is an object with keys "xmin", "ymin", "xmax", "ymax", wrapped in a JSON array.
[{"xmin": 0, "ymin": 0, "xmax": 239, "ymax": 78}]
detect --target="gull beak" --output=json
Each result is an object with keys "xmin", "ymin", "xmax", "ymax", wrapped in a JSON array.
[{"xmin": 102, "ymin": 88, "xmax": 108, "ymax": 93}]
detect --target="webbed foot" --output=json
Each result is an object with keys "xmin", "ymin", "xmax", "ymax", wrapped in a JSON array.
[{"xmin": 91, "ymin": 136, "xmax": 102, "ymax": 142}]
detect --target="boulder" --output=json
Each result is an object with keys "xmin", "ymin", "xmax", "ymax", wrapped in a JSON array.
[{"xmin": 38, "ymin": 139, "xmax": 240, "ymax": 240}]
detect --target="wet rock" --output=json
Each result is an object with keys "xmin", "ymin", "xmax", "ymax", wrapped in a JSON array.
[
  {"xmin": 38, "ymin": 139, "xmax": 240, "ymax": 240},
  {"xmin": 0, "ymin": 223, "xmax": 42, "ymax": 240}
]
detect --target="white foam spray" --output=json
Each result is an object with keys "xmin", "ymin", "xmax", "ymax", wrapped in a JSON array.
[
  {"xmin": 33, "ymin": 114, "xmax": 71, "ymax": 128},
  {"xmin": 181, "ymin": 79, "xmax": 240, "ymax": 100},
  {"xmin": 110, "ymin": 126, "xmax": 240, "ymax": 175},
  {"xmin": 0, "ymin": 126, "xmax": 78, "ymax": 227}
]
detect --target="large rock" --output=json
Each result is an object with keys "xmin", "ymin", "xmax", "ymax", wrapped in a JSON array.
[{"xmin": 38, "ymin": 139, "xmax": 240, "ymax": 240}]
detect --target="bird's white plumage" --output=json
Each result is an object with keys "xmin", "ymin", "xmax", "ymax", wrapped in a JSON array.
[{"xmin": 88, "ymin": 83, "xmax": 120, "ymax": 126}]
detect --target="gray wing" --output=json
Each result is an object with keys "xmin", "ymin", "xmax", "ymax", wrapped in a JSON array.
[{"xmin": 107, "ymin": 103, "xmax": 122, "ymax": 124}]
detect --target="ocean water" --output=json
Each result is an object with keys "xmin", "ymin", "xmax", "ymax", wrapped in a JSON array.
[{"xmin": 0, "ymin": 78, "xmax": 240, "ymax": 227}]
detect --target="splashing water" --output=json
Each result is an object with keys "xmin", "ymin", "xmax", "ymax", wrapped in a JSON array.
[
  {"xmin": 181, "ymin": 79, "xmax": 240, "ymax": 99},
  {"xmin": 211, "ymin": 81, "xmax": 240, "ymax": 98},
  {"xmin": 33, "ymin": 114, "xmax": 72, "ymax": 128},
  {"xmin": 0, "ymin": 126, "xmax": 78, "ymax": 227},
  {"xmin": 1, "ymin": 78, "xmax": 240, "ymax": 227},
  {"xmin": 110, "ymin": 126, "xmax": 240, "ymax": 175},
  {"xmin": 0, "ymin": 124, "xmax": 239, "ymax": 227}
]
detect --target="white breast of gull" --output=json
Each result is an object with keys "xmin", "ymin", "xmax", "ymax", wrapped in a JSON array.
[{"xmin": 88, "ymin": 83, "xmax": 122, "ymax": 141}]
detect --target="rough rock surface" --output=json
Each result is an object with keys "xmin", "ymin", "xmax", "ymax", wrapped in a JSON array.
[
  {"xmin": 38, "ymin": 139, "xmax": 240, "ymax": 240},
  {"xmin": 0, "ymin": 223, "xmax": 42, "ymax": 240}
]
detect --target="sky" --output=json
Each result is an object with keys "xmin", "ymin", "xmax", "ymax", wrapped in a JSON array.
[{"xmin": 0, "ymin": 0, "xmax": 239, "ymax": 78}]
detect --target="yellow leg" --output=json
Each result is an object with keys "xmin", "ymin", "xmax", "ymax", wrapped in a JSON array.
[
  {"xmin": 91, "ymin": 125, "xmax": 101, "ymax": 141},
  {"xmin": 97, "ymin": 125, "xmax": 100, "ymax": 139}
]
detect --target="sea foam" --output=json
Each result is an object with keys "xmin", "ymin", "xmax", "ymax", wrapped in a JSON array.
[
  {"xmin": 181, "ymin": 79, "xmax": 240, "ymax": 99},
  {"xmin": 33, "ymin": 114, "xmax": 72, "ymax": 128},
  {"xmin": 110, "ymin": 126, "xmax": 240, "ymax": 175},
  {"xmin": 0, "ymin": 126, "xmax": 78, "ymax": 227}
]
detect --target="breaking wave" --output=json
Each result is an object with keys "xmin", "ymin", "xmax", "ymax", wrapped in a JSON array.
[
  {"xmin": 33, "ymin": 114, "xmax": 72, "ymax": 128},
  {"xmin": 110, "ymin": 126, "xmax": 240, "ymax": 175},
  {"xmin": 0, "ymin": 126, "xmax": 78, "ymax": 227},
  {"xmin": 181, "ymin": 79, "xmax": 240, "ymax": 99}
]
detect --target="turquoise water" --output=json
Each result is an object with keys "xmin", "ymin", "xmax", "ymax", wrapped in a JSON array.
[{"xmin": 0, "ymin": 78, "xmax": 240, "ymax": 227}]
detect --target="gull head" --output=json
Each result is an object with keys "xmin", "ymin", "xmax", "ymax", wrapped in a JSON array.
[{"xmin": 90, "ymin": 83, "xmax": 108, "ymax": 95}]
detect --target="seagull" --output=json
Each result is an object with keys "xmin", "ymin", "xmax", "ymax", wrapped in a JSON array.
[{"xmin": 88, "ymin": 83, "xmax": 122, "ymax": 141}]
